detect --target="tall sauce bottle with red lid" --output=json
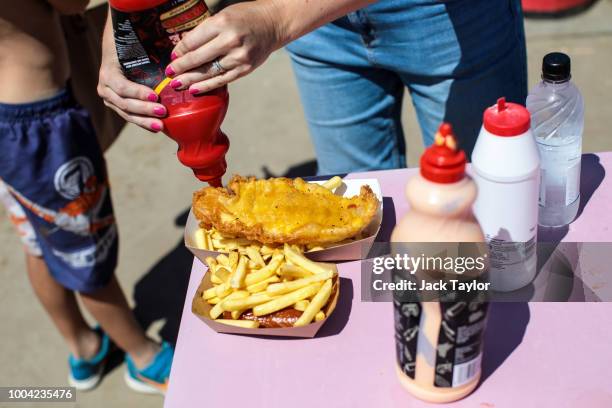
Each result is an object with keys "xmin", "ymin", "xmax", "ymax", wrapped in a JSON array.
[
  {"xmin": 471, "ymin": 97, "xmax": 540, "ymax": 292},
  {"xmin": 109, "ymin": 0, "xmax": 228, "ymax": 186},
  {"xmin": 391, "ymin": 123, "xmax": 488, "ymax": 403}
]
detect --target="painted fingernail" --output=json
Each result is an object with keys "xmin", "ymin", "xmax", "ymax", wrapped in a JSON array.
[
  {"xmin": 170, "ymin": 79, "xmax": 182, "ymax": 89},
  {"xmin": 151, "ymin": 123, "xmax": 162, "ymax": 132},
  {"xmin": 147, "ymin": 93, "xmax": 158, "ymax": 102},
  {"xmin": 153, "ymin": 106, "xmax": 166, "ymax": 116},
  {"xmin": 189, "ymin": 88, "xmax": 200, "ymax": 95},
  {"xmin": 170, "ymin": 52, "xmax": 178, "ymax": 61},
  {"xmin": 165, "ymin": 65, "xmax": 176, "ymax": 76}
]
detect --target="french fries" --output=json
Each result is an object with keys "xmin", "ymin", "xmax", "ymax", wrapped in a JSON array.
[
  {"xmin": 266, "ymin": 270, "xmax": 334, "ymax": 296},
  {"xmin": 283, "ymin": 244, "xmax": 331, "ymax": 275},
  {"xmin": 294, "ymin": 279, "xmax": 333, "ymax": 327},
  {"xmin": 321, "ymin": 176, "xmax": 342, "ymax": 190},
  {"xmin": 246, "ymin": 246, "xmax": 265, "ymax": 268},
  {"xmin": 294, "ymin": 300, "xmax": 309, "ymax": 312},
  {"xmin": 246, "ymin": 275, "xmax": 280, "ymax": 293},
  {"xmin": 221, "ymin": 292, "xmax": 277, "ymax": 312},
  {"xmin": 253, "ymin": 283, "xmax": 321, "ymax": 317},
  {"xmin": 278, "ymin": 264, "xmax": 313, "ymax": 279},
  {"xmin": 213, "ymin": 266, "xmax": 231, "ymax": 283},
  {"xmin": 193, "ymin": 224, "xmax": 359, "ymax": 254},
  {"xmin": 244, "ymin": 252, "xmax": 283, "ymax": 286},
  {"xmin": 202, "ymin": 243, "xmax": 336, "ymax": 328},
  {"xmin": 210, "ymin": 290, "xmax": 249, "ymax": 319},
  {"xmin": 229, "ymin": 255, "xmax": 248, "ymax": 289}
]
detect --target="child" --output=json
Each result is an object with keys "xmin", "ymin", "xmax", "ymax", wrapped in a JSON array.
[{"xmin": 0, "ymin": 0, "xmax": 172, "ymax": 394}]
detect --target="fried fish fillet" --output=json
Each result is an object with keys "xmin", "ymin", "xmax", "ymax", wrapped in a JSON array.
[{"xmin": 193, "ymin": 176, "xmax": 379, "ymax": 245}]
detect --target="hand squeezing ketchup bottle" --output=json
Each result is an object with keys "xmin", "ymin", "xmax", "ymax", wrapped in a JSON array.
[{"xmin": 109, "ymin": 0, "xmax": 228, "ymax": 186}]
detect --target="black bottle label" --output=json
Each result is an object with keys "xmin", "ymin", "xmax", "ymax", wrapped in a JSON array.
[
  {"xmin": 394, "ymin": 301, "xmax": 421, "ymax": 380},
  {"xmin": 111, "ymin": 0, "xmax": 210, "ymax": 88},
  {"xmin": 434, "ymin": 301, "xmax": 488, "ymax": 387}
]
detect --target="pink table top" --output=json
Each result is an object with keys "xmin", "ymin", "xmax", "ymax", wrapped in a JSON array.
[{"xmin": 165, "ymin": 152, "xmax": 612, "ymax": 408}]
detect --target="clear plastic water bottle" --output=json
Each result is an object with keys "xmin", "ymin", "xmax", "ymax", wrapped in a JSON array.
[{"xmin": 527, "ymin": 52, "xmax": 584, "ymax": 227}]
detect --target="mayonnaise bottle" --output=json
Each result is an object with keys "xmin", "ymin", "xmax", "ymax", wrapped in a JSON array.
[
  {"xmin": 391, "ymin": 123, "xmax": 488, "ymax": 403},
  {"xmin": 471, "ymin": 97, "xmax": 540, "ymax": 292}
]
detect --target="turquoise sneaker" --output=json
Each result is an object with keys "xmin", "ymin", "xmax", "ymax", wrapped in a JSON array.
[
  {"xmin": 124, "ymin": 341, "xmax": 173, "ymax": 395},
  {"xmin": 67, "ymin": 328, "xmax": 111, "ymax": 391}
]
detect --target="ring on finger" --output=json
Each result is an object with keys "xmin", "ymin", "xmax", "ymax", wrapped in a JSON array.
[{"xmin": 211, "ymin": 59, "xmax": 227, "ymax": 76}]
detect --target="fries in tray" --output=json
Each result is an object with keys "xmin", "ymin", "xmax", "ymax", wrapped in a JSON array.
[
  {"xmin": 193, "ymin": 225, "xmax": 364, "ymax": 254},
  {"xmin": 202, "ymin": 244, "xmax": 338, "ymax": 329}
]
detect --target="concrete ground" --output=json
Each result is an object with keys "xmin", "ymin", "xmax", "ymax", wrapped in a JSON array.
[{"xmin": 1, "ymin": 1, "xmax": 611, "ymax": 407}]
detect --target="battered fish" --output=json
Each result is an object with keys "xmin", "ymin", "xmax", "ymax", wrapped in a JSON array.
[{"xmin": 193, "ymin": 176, "xmax": 379, "ymax": 245}]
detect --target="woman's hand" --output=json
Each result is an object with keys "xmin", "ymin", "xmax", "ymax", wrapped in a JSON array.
[
  {"xmin": 165, "ymin": 2, "xmax": 283, "ymax": 94},
  {"xmin": 98, "ymin": 15, "xmax": 167, "ymax": 133}
]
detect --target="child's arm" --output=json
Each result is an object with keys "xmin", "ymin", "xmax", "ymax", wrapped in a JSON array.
[{"xmin": 46, "ymin": 0, "xmax": 90, "ymax": 15}]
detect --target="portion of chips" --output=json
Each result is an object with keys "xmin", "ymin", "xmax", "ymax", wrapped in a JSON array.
[{"xmin": 203, "ymin": 244, "xmax": 336, "ymax": 328}]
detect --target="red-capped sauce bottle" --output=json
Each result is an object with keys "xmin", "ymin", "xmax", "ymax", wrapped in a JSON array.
[{"xmin": 109, "ymin": 0, "xmax": 229, "ymax": 186}]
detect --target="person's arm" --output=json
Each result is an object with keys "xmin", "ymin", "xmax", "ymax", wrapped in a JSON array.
[
  {"xmin": 47, "ymin": 0, "xmax": 90, "ymax": 15},
  {"xmin": 167, "ymin": 0, "xmax": 374, "ymax": 94},
  {"xmin": 97, "ymin": 11, "xmax": 167, "ymax": 132},
  {"xmin": 273, "ymin": 0, "xmax": 375, "ymax": 44}
]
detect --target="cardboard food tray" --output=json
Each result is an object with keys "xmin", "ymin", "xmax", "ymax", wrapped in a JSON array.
[
  {"xmin": 184, "ymin": 178, "xmax": 383, "ymax": 262},
  {"xmin": 191, "ymin": 266, "xmax": 340, "ymax": 338}
]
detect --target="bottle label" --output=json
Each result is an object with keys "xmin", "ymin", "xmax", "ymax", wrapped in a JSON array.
[
  {"xmin": 394, "ymin": 301, "xmax": 488, "ymax": 388},
  {"xmin": 435, "ymin": 302, "xmax": 488, "ymax": 388},
  {"xmin": 394, "ymin": 301, "xmax": 421, "ymax": 380},
  {"xmin": 111, "ymin": 0, "xmax": 210, "ymax": 89},
  {"xmin": 486, "ymin": 235, "xmax": 536, "ymax": 270}
]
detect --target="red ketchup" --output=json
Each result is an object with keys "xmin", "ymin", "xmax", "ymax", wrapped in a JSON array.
[{"xmin": 109, "ymin": 0, "xmax": 229, "ymax": 186}]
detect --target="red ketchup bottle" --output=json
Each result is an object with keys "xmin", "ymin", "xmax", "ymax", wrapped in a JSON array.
[{"xmin": 109, "ymin": 0, "xmax": 228, "ymax": 186}]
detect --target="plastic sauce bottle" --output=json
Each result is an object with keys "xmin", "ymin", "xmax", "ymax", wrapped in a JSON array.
[
  {"xmin": 109, "ymin": 0, "xmax": 229, "ymax": 186},
  {"xmin": 527, "ymin": 52, "xmax": 584, "ymax": 227},
  {"xmin": 472, "ymin": 98, "xmax": 540, "ymax": 292},
  {"xmin": 391, "ymin": 123, "xmax": 488, "ymax": 403}
]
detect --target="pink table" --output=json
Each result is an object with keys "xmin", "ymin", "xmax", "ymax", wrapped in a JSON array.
[{"xmin": 165, "ymin": 152, "xmax": 612, "ymax": 408}]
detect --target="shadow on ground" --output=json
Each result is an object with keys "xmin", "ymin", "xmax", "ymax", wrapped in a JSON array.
[
  {"xmin": 130, "ymin": 160, "xmax": 320, "ymax": 345},
  {"xmin": 480, "ymin": 302, "xmax": 530, "ymax": 384},
  {"xmin": 131, "ymin": 209, "xmax": 193, "ymax": 346}
]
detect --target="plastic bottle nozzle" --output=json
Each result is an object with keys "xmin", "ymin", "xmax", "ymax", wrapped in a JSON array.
[
  {"xmin": 497, "ymin": 97, "xmax": 507, "ymax": 112},
  {"xmin": 192, "ymin": 158, "xmax": 227, "ymax": 186},
  {"xmin": 207, "ymin": 178, "xmax": 222, "ymax": 187}
]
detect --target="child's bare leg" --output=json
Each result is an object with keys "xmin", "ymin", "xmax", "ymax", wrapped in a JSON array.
[
  {"xmin": 25, "ymin": 254, "xmax": 100, "ymax": 359},
  {"xmin": 79, "ymin": 276, "xmax": 159, "ymax": 369}
]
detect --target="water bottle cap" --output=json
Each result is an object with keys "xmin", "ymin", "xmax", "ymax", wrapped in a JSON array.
[
  {"xmin": 542, "ymin": 52, "xmax": 571, "ymax": 82},
  {"xmin": 420, "ymin": 123, "xmax": 466, "ymax": 184},
  {"xmin": 483, "ymin": 97, "xmax": 531, "ymax": 137}
]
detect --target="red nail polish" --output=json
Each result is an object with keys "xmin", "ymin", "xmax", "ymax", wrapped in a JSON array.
[
  {"xmin": 147, "ymin": 93, "xmax": 158, "ymax": 102},
  {"xmin": 170, "ymin": 79, "xmax": 182, "ymax": 89},
  {"xmin": 154, "ymin": 107, "xmax": 166, "ymax": 116},
  {"xmin": 171, "ymin": 52, "xmax": 178, "ymax": 61},
  {"xmin": 151, "ymin": 123, "xmax": 162, "ymax": 132},
  {"xmin": 189, "ymin": 88, "xmax": 200, "ymax": 95},
  {"xmin": 165, "ymin": 65, "xmax": 175, "ymax": 77}
]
